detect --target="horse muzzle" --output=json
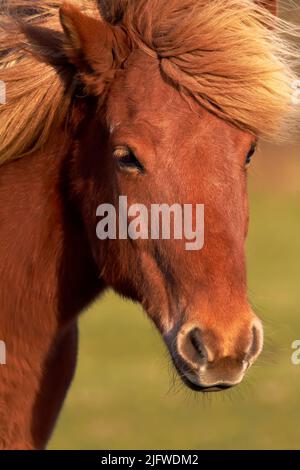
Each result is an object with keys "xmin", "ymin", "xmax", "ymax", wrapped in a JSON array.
[{"xmin": 165, "ymin": 317, "xmax": 263, "ymax": 392}]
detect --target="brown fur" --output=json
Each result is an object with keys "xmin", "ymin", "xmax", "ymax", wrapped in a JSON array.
[{"xmin": 0, "ymin": 0, "xmax": 298, "ymax": 449}]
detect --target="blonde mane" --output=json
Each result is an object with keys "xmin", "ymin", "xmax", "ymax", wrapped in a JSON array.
[{"xmin": 0, "ymin": 0, "xmax": 299, "ymax": 165}]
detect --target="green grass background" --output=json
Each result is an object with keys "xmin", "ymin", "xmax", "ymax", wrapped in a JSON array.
[{"xmin": 49, "ymin": 143, "xmax": 300, "ymax": 450}]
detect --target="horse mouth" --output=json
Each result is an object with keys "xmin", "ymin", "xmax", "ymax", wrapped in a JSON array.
[
  {"xmin": 171, "ymin": 353, "xmax": 234, "ymax": 393},
  {"xmin": 180, "ymin": 373, "xmax": 231, "ymax": 393},
  {"xmin": 179, "ymin": 372, "xmax": 231, "ymax": 393}
]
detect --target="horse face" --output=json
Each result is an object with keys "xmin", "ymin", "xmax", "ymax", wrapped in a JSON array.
[
  {"xmin": 59, "ymin": 3, "xmax": 266, "ymax": 391},
  {"xmin": 98, "ymin": 50, "xmax": 263, "ymax": 391}
]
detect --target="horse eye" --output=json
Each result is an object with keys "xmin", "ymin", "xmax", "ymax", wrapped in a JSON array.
[
  {"xmin": 245, "ymin": 142, "xmax": 257, "ymax": 166},
  {"xmin": 113, "ymin": 147, "xmax": 144, "ymax": 174}
]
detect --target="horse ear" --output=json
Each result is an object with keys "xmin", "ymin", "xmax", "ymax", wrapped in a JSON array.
[
  {"xmin": 97, "ymin": 0, "xmax": 128, "ymax": 24},
  {"xmin": 60, "ymin": 2, "xmax": 129, "ymax": 96},
  {"xmin": 256, "ymin": 1, "xmax": 278, "ymax": 16}
]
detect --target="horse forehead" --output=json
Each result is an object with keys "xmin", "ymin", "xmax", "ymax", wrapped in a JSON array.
[
  {"xmin": 108, "ymin": 51, "xmax": 186, "ymax": 117},
  {"xmin": 107, "ymin": 50, "xmax": 251, "ymax": 149},
  {"xmin": 107, "ymin": 87, "xmax": 206, "ymax": 148}
]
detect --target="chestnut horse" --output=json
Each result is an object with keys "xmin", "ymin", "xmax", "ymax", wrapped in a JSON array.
[{"xmin": 0, "ymin": 0, "xmax": 299, "ymax": 449}]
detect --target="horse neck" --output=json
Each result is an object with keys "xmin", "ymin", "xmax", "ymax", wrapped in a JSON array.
[{"xmin": 0, "ymin": 130, "xmax": 102, "ymax": 331}]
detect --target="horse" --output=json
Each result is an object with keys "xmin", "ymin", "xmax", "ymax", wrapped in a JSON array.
[{"xmin": 0, "ymin": 0, "xmax": 299, "ymax": 450}]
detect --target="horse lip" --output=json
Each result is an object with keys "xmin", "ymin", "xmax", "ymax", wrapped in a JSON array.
[
  {"xmin": 171, "ymin": 355, "xmax": 233, "ymax": 392},
  {"xmin": 166, "ymin": 338, "xmax": 233, "ymax": 392},
  {"xmin": 180, "ymin": 374, "xmax": 227, "ymax": 392}
]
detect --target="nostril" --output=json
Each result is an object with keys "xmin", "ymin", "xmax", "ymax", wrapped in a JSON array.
[{"xmin": 188, "ymin": 328, "xmax": 208, "ymax": 364}]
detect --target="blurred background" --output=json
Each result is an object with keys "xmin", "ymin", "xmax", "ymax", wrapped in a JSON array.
[{"xmin": 49, "ymin": 1, "xmax": 300, "ymax": 450}]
